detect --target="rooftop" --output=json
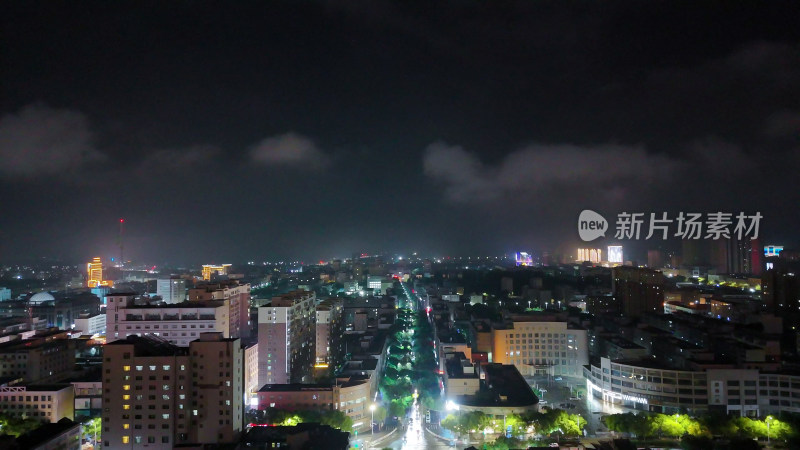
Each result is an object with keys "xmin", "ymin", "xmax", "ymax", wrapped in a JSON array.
[
  {"xmin": 258, "ymin": 377, "xmax": 367, "ymax": 393},
  {"xmin": 14, "ymin": 418, "xmax": 80, "ymax": 448},
  {"xmin": 106, "ymin": 335, "xmax": 187, "ymax": 357},
  {"xmin": 604, "ymin": 335, "xmax": 645, "ymax": 350},
  {"xmin": 457, "ymin": 363, "xmax": 538, "ymax": 408}
]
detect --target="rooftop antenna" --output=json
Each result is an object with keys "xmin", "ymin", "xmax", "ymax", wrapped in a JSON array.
[{"xmin": 119, "ymin": 218, "xmax": 125, "ymax": 268}]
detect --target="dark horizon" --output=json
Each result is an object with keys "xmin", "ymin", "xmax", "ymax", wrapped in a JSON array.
[{"xmin": 2, "ymin": 1, "xmax": 799, "ymax": 264}]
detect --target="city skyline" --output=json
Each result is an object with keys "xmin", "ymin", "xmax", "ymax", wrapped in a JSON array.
[{"xmin": 2, "ymin": 2, "xmax": 799, "ymax": 263}]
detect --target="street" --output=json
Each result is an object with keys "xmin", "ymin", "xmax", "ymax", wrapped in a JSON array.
[{"xmin": 380, "ymin": 400, "xmax": 453, "ymax": 450}]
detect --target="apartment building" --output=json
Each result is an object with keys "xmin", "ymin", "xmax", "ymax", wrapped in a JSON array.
[
  {"xmin": 315, "ymin": 299, "xmax": 344, "ymax": 366},
  {"xmin": 0, "ymin": 329, "xmax": 77, "ymax": 383},
  {"xmin": 244, "ymin": 342, "xmax": 259, "ymax": 405},
  {"xmin": 258, "ymin": 291, "xmax": 316, "ymax": 386},
  {"xmin": 188, "ymin": 280, "xmax": 251, "ymax": 339},
  {"xmin": 102, "ymin": 333, "xmax": 243, "ymax": 448}
]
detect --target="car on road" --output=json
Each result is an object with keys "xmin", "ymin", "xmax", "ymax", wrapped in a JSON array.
[{"xmin": 554, "ymin": 377, "xmax": 563, "ymax": 381}]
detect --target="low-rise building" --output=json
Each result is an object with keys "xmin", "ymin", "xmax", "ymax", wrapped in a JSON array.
[
  {"xmin": 454, "ymin": 363, "xmax": 539, "ymax": 416},
  {"xmin": 11, "ymin": 417, "xmax": 82, "ymax": 450},
  {"xmin": 257, "ymin": 376, "xmax": 371, "ymax": 430},
  {"xmin": 584, "ymin": 357, "xmax": 763, "ymax": 417},
  {"xmin": 242, "ymin": 423, "xmax": 350, "ymax": 450},
  {"xmin": 0, "ymin": 383, "xmax": 75, "ymax": 423},
  {"xmin": 443, "ymin": 352, "xmax": 480, "ymax": 398}
]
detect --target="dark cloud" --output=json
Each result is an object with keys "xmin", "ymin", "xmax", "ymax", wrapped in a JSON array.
[
  {"xmin": 423, "ymin": 139, "xmax": 752, "ymax": 206},
  {"xmin": 764, "ymin": 110, "xmax": 800, "ymax": 138},
  {"xmin": 0, "ymin": 104, "xmax": 105, "ymax": 178},
  {"xmin": 248, "ymin": 133, "xmax": 330, "ymax": 170}
]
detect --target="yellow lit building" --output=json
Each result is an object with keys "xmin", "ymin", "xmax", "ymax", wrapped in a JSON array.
[
  {"xmin": 87, "ymin": 257, "xmax": 113, "ymax": 288},
  {"xmin": 202, "ymin": 263, "xmax": 232, "ymax": 280},
  {"xmin": 577, "ymin": 248, "xmax": 602, "ymax": 263}
]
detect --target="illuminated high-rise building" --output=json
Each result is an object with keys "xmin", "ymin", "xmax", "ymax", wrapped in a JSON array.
[
  {"xmin": 577, "ymin": 248, "xmax": 602, "ymax": 263},
  {"xmin": 607, "ymin": 245, "xmax": 623, "ymax": 264},
  {"xmin": 87, "ymin": 258, "xmax": 102, "ymax": 287},
  {"xmin": 201, "ymin": 264, "xmax": 232, "ymax": 281},
  {"xmin": 86, "ymin": 257, "xmax": 113, "ymax": 288}
]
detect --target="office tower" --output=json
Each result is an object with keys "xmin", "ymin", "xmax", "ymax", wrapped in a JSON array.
[
  {"xmin": 103, "ymin": 333, "xmax": 243, "ymax": 448},
  {"xmin": 612, "ymin": 266, "xmax": 664, "ymax": 317},
  {"xmin": 156, "ymin": 277, "xmax": 186, "ymax": 304},
  {"xmin": 201, "ymin": 264, "xmax": 232, "ymax": 281},
  {"xmin": 189, "ymin": 281, "xmax": 251, "ymax": 339},
  {"xmin": 258, "ymin": 291, "xmax": 316, "ymax": 386}
]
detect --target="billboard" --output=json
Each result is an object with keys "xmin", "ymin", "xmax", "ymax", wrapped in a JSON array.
[
  {"xmin": 764, "ymin": 245, "xmax": 784, "ymax": 257},
  {"xmin": 515, "ymin": 252, "xmax": 533, "ymax": 266},
  {"xmin": 608, "ymin": 245, "xmax": 623, "ymax": 263}
]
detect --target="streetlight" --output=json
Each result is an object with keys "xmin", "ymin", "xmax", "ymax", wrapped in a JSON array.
[
  {"xmin": 370, "ymin": 404, "xmax": 376, "ymax": 436},
  {"xmin": 767, "ymin": 415, "xmax": 773, "ymax": 443}
]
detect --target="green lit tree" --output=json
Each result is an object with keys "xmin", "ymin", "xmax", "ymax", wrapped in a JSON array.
[{"xmin": 83, "ymin": 417, "xmax": 102, "ymax": 448}]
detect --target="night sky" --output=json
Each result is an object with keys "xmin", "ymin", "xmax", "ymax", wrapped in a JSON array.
[{"xmin": 2, "ymin": 1, "xmax": 799, "ymax": 264}]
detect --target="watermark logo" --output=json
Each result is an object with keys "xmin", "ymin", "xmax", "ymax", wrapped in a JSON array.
[
  {"xmin": 578, "ymin": 209, "xmax": 608, "ymax": 241},
  {"xmin": 578, "ymin": 210, "xmax": 762, "ymax": 241}
]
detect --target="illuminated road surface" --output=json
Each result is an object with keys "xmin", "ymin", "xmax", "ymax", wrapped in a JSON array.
[
  {"xmin": 381, "ymin": 401, "xmax": 452, "ymax": 450},
  {"xmin": 379, "ymin": 284, "xmax": 451, "ymax": 449}
]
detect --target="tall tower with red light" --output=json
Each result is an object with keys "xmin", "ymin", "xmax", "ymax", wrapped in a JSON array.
[{"xmin": 119, "ymin": 218, "xmax": 124, "ymax": 267}]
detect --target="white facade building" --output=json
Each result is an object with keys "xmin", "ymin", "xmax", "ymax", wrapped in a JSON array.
[
  {"xmin": 492, "ymin": 319, "xmax": 589, "ymax": 377},
  {"xmin": 106, "ymin": 293, "xmax": 229, "ymax": 346},
  {"xmin": 74, "ymin": 313, "xmax": 106, "ymax": 335},
  {"xmin": 156, "ymin": 278, "xmax": 186, "ymax": 304}
]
